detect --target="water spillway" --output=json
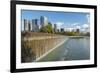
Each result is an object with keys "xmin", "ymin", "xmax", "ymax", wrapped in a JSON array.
[{"xmin": 21, "ymin": 32, "xmax": 67, "ymax": 63}]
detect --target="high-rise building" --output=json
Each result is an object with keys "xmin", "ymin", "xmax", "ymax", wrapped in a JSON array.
[
  {"xmin": 54, "ymin": 24, "xmax": 57, "ymax": 32},
  {"xmin": 28, "ymin": 20, "xmax": 31, "ymax": 31},
  {"xmin": 40, "ymin": 16, "xmax": 48, "ymax": 27},
  {"xmin": 24, "ymin": 19, "xmax": 29, "ymax": 31},
  {"xmin": 24, "ymin": 19, "xmax": 32, "ymax": 32},
  {"xmin": 32, "ymin": 19, "xmax": 39, "ymax": 32}
]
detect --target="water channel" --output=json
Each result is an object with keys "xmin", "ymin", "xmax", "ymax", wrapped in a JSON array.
[{"xmin": 38, "ymin": 37, "xmax": 90, "ymax": 62}]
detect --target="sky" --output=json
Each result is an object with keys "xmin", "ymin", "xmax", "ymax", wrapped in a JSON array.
[{"xmin": 21, "ymin": 10, "xmax": 90, "ymax": 32}]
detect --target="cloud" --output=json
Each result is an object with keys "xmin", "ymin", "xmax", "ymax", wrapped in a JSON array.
[
  {"xmin": 56, "ymin": 22, "xmax": 64, "ymax": 29},
  {"xmin": 80, "ymin": 24, "xmax": 90, "ymax": 32},
  {"xmin": 56, "ymin": 22, "xmax": 64, "ymax": 26},
  {"xmin": 65, "ymin": 27, "xmax": 74, "ymax": 32},
  {"xmin": 75, "ymin": 25, "xmax": 81, "ymax": 29},
  {"xmin": 64, "ymin": 23, "xmax": 80, "ymax": 32},
  {"xmin": 82, "ymin": 24, "xmax": 89, "ymax": 28},
  {"xmin": 81, "ymin": 28, "xmax": 86, "ymax": 32},
  {"xmin": 72, "ymin": 23, "xmax": 79, "ymax": 26},
  {"xmin": 81, "ymin": 28, "xmax": 90, "ymax": 32},
  {"xmin": 64, "ymin": 22, "xmax": 90, "ymax": 33}
]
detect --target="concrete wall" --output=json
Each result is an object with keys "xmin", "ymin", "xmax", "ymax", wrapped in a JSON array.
[{"xmin": 21, "ymin": 33, "xmax": 66, "ymax": 62}]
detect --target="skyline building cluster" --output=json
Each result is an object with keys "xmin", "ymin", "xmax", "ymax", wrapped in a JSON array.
[
  {"xmin": 23, "ymin": 16, "xmax": 83, "ymax": 33},
  {"xmin": 23, "ymin": 16, "xmax": 48, "ymax": 32},
  {"xmin": 23, "ymin": 16, "xmax": 88, "ymax": 33},
  {"xmin": 23, "ymin": 16, "xmax": 58, "ymax": 33},
  {"xmin": 24, "ymin": 19, "xmax": 39, "ymax": 32}
]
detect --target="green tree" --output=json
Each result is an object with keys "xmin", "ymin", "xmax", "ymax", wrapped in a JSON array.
[{"xmin": 40, "ymin": 23, "xmax": 53, "ymax": 33}]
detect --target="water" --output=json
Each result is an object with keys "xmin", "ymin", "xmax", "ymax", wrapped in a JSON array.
[{"xmin": 38, "ymin": 37, "xmax": 90, "ymax": 62}]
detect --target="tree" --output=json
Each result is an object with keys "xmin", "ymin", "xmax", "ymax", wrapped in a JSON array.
[{"xmin": 40, "ymin": 23, "xmax": 53, "ymax": 33}]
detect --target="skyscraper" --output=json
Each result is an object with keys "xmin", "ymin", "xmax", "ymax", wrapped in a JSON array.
[
  {"xmin": 54, "ymin": 24, "xmax": 57, "ymax": 32},
  {"xmin": 24, "ymin": 19, "xmax": 28, "ymax": 31},
  {"xmin": 32, "ymin": 19, "xmax": 39, "ymax": 32},
  {"xmin": 40, "ymin": 16, "xmax": 48, "ymax": 27},
  {"xmin": 24, "ymin": 19, "xmax": 32, "ymax": 32},
  {"xmin": 28, "ymin": 20, "xmax": 31, "ymax": 31}
]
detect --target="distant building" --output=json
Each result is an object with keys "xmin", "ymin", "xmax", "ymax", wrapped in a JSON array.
[
  {"xmin": 60, "ymin": 28, "xmax": 64, "ymax": 32},
  {"xmin": 57, "ymin": 29, "xmax": 60, "ymax": 32},
  {"xmin": 28, "ymin": 20, "xmax": 31, "ymax": 31},
  {"xmin": 24, "ymin": 19, "xmax": 29, "ymax": 31},
  {"xmin": 32, "ymin": 19, "xmax": 39, "ymax": 32},
  {"xmin": 54, "ymin": 24, "xmax": 57, "ymax": 32},
  {"xmin": 76, "ymin": 29, "xmax": 80, "ymax": 33},
  {"xmin": 23, "ymin": 19, "xmax": 32, "ymax": 32},
  {"xmin": 72, "ymin": 28, "xmax": 80, "ymax": 33},
  {"xmin": 40, "ymin": 16, "xmax": 48, "ymax": 27}
]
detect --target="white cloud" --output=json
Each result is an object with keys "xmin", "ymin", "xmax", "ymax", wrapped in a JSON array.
[
  {"xmin": 56, "ymin": 22, "xmax": 64, "ymax": 29},
  {"xmin": 64, "ymin": 23, "xmax": 80, "ymax": 32},
  {"xmin": 80, "ymin": 24, "xmax": 90, "ymax": 32},
  {"xmin": 72, "ymin": 23, "xmax": 79, "ymax": 26},
  {"xmin": 82, "ymin": 24, "xmax": 89, "ymax": 28},
  {"xmin": 56, "ymin": 22, "xmax": 64, "ymax": 26},
  {"xmin": 75, "ymin": 25, "xmax": 81, "ymax": 29},
  {"xmin": 81, "ymin": 28, "xmax": 86, "ymax": 32},
  {"xmin": 81, "ymin": 28, "xmax": 90, "ymax": 32},
  {"xmin": 65, "ymin": 27, "xmax": 74, "ymax": 32}
]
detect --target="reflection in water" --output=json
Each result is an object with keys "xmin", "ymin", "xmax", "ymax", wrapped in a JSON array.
[
  {"xmin": 38, "ymin": 37, "xmax": 90, "ymax": 62},
  {"xmin": 64, "ymin": 37, "xmax": 90, "ymax": 60}
]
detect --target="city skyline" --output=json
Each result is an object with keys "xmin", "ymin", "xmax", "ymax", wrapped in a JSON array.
[{"xmin": 21, "ymin": 10, "xmax": 90, "ymax": 32}]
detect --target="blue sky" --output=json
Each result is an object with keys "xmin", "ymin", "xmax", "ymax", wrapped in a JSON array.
[{"xmin": 21, "ymin": 10, "xmax": 90, "ymax": 32}]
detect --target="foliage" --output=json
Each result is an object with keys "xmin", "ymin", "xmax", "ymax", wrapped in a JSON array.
[{"xmin": 40, "ymin": 23, "xmax": 53, "ymax": 33}]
